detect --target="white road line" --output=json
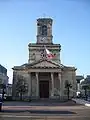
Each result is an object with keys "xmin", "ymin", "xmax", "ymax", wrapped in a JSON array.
[{"xmin": 1, "ymin": 114, "xmax": 90, "ymax": 118}]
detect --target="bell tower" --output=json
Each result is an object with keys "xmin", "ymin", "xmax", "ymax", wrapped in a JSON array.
[
  {"xmin": 37, "ymin": 18, "xmax": 53, "ymax": 44},
  {"xmin": 28, "ymin": 17, "xmax": 61, "ymax": 64}
]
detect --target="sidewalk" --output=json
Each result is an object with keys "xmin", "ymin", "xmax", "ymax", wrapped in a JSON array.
[
  {"xmin": 72, "ymin": 98, "xmax": 90, "ymax": 107},
  {"xmin": 2, "ymin": 100, "xmax": 77, "ymax": 106}
]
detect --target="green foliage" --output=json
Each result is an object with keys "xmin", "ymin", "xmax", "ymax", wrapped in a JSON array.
[
  {"xmin": 82, "ymin": 84, "xmax": 89, "ymax": 90},
  {"xmin": 81, "ymin": 79, "xmax": 90, "ymax": 90},
  {"xmin": 0, "ymin": 78, "xmax": 6, "ymax": 89},
  {"xmin": 81, "ymin": 84, "xmax": 90, "ymax": 101},
  {"xmin": 16, "ymin": 75, "xmax": 28, "ymax": 100},
  {"xmin": 65, "ymin": 80, "xmax": 72, "ymax": 100},
  {"xmin": 76, "ymin": 79, "xmax": 81, "ymax": 84},
  {"xmin": 65, "ymin": 80, "xmax": 72, "ymax": 89},
  {"xmin": 0, "ymin": 78, "xmax": 6, "ymax": 101}
]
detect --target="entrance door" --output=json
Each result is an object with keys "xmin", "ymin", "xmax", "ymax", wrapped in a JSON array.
[{"xmin": 39, "ymin": 81, "xmax": 49, "ymax": 98}]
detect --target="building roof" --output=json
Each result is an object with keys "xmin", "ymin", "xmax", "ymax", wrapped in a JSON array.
[
  {"xmin": 76, "ymin": 75, "xmax": 84, "ymax": 80},
  {"xmin": 12, "ymin": 58, "xmax": 76, "ymax": 71}
]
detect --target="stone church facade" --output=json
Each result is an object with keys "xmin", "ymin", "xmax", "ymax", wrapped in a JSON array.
[{"xmin": 12, "ymin": 18, "xmax": 77, "ymax": 100}]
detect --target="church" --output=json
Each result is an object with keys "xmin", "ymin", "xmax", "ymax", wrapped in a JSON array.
[{"xmin": 12, "ymin": 18, "xmax": 77, "ymax": 101}]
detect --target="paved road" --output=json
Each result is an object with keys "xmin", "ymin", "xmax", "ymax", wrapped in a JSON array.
[{"xmin": 0, "ymin": 101, "xmax": 90, "ymax": 120}]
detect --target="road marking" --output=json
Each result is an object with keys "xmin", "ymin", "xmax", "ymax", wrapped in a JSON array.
[
  {"xmin": 2, "ymin": 106, "xmax": 90, "ymax": 110},
  {"xmin": 1, "ymin": 114, "xmax": 90, "ymax": 118}
]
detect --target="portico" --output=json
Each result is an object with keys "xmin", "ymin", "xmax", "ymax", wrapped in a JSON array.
[
  {"xmin": 26, "ymin": 59, "xmax": 63, "ymax": 100},
  {"xmin": 28, "ymin": 71, "xmax": 62, "ymax": 99}
]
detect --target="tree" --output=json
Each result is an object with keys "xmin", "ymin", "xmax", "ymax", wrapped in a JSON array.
[
  {"xmin": 16, "ymin": 75, "xmax": 28, "ymax": 100},
  {"xmin": 65, "ymin": 80, "xmax": 72, "ymax": 100},
  {"xmin": 0, "ymin": 78, "xmax": 6, "ymax": 101},
  {"xmin": 82, "ymin": 85, "xmax": 89, "ymax": 101},
  {"xmin": 81, "ymin": 78, "xmax": 90, "ymax": 101}
]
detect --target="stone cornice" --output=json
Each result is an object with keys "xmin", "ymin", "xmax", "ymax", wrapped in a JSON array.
[
  {"xmin": 12, "ymin": 68, "xmax": 62, "ymax": 73},
  {"xmin": 62, "ymin": 66, "xmax": 77, "ymax": 71},
  {"xmin": 12, "ymin": 66, "xmax": 61, "ymax": 70},
  {"xmin": 37, "ymin": 18, "xmax": 53, "ymax": 25},
  {"xmin": 12, "ymin": 63, "xmax": 76, "ymax": 72},
  {"xmin": 28, "ymin": 43, "xmax": 61, "ymax": 47}
]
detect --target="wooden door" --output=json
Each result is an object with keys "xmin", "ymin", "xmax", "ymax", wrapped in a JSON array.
[{"xmin": 39, "ymin": 81, "xmax": 49, "ymax": 98}]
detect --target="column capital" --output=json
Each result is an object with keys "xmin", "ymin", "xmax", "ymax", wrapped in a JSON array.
[
  {"xmin": 36, "ymin": 72, "xmax": 39, "ymax": 75},
  {"xmin": 28, "ymin": 71, "xmax": 31, "ymax": 74},
  {"xmin": 51, "ymin": 72, "xmax": 54, "ymax": 77},
  {"xmin": 58, "ymin": 72, "xmax": 61, "ymax": 78},
  {"xmin": 51, "ymin": 72, "xmax": 54, "ymax": 74}
]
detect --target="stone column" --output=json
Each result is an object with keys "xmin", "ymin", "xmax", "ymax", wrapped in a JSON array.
[
  {"xmin": 58, "ymin": 73, "xmax": 62, "ymax": 98},
  {"xmin": 28, "ymin": 73, "xmax": 32, "ymax": 98},
  {"xmin": 36, "ymin": 72, "xmax": 39, "ymax": 98},
  {"xmin": 51, "ymin": 72, "xmax": 54, "ymax": 97}
]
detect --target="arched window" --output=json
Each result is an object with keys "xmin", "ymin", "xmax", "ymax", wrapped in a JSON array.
[{"xmin": 42, "ymin": 25, "xmax": 47, "ymax": 36}]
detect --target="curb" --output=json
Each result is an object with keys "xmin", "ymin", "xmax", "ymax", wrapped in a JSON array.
[{"xmin": 72, "ymin": 99, "xmax": 90, "ymax": 107}]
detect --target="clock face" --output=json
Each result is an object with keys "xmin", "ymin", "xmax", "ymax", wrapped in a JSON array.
[
  {"xmin": 39, "ymin": 37, "xmax": 47, "ymax": 43},
  {"xmin": 42, "ymin": 37, "xmax": 46, "ymax": 41}
]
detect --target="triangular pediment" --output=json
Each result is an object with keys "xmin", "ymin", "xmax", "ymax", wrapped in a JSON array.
[
  {"xmin": 12, "ymin": 59, "xmax": 64, "ymax": 70},
  {"xmin": 27, "ymin": 59, "xmax": 62, "ymax": 68}
]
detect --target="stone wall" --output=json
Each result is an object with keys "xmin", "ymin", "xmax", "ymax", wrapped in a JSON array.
[
  {"xmin": 12, "ymin": 70, "xmax": 30, "ymax": 100},
  {"xmin": 61, "ymin": 69, "xmax": 76, "ymax": 99},
  {"xmin": 28, "ymin": 44, "xmax": 61, "ymax": 64},
  {"xmin": 53, "ymin": 73, "xmax": 60, "ymax": 98},
  {"xmin": 12, "ymin": 68, "xmax": 76, "ymax": 101}
]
